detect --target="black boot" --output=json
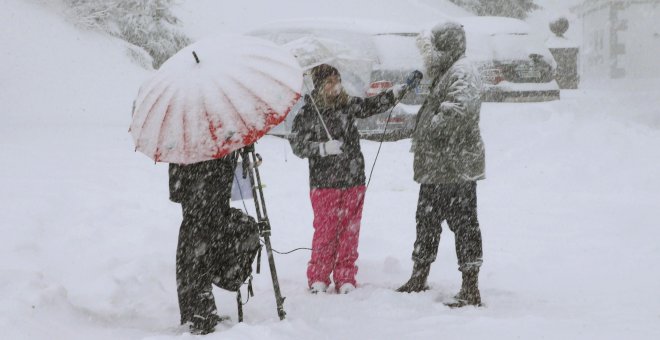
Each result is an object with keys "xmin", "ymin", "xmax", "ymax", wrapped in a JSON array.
[
  {"xmin": 396, "ymin": 262, "xmax": 431, "ymax": 293},
  {"xmin": 189, "ymin": 315, "xmax": 216, "ymax": 335},
  {"xmin": 189, "ymin": 313, "xmax": 231, "ymax": 335},
  {"xmin": 186, "ymin": 290, "xmax": 224, "ymax": 335},
  {"xmin": 445, "ymin": 269, "xmax": 481, "ymax": 307}
]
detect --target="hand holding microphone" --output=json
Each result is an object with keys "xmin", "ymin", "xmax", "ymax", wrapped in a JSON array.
[
  {"xmin": 405, "ymin": 70, "xmax": 424, "ymax": 90},
  {"xmin": 390, "ymin": 70, "xmax": 424, "ymax": 100}
]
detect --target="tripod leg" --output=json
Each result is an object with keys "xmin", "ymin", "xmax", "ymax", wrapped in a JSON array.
[
  {"xmin": 262, "ymin": 232, "xmax": 286, "ymax": 320},
  {"xmin": 237, "ymin": 290, "xmax": 243, "ymax": 323},
  {"xmin": 241, "ymin": 146, "xmax": 287, "ymax": 320}
]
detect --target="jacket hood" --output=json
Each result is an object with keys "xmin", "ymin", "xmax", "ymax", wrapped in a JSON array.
[
  {"xmin": 431, "ymin": 21, "xmax": 466, "ymax": 60},
  {"xmin": 417, "ymin": 21, "xmax": 467, "ymax": 80}
]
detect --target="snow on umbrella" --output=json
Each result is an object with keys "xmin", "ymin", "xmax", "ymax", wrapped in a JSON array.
[
  {"xmin": 283, "ymin": 36, "xmax": 375, "ymax": 96},
  {"xmin": 130, "ymin": 35, "xmax": 303, "ymax": 164}
]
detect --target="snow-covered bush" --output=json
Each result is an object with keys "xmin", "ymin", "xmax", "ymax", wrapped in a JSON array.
[
  {"xmin": 62, "ymin": 0, "xmax": 191, "ymax": 69},
  {"xmin": 549, "ymin": 17, "xmax": 570, "ymax": 38}
]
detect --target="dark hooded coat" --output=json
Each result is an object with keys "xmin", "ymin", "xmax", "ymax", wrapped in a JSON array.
[{"xmin": 412, "ymin": 22, "xmax": 486, "ymax": 184}]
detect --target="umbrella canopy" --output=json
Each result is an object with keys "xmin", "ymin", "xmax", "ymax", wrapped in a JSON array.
[
  {"xmin": 130, "ymin": 35, "xmax": 303, "ymax": 164},
  {"xmin": 283, "ymin": 36, "xmax": 375, "ymax": 96}
]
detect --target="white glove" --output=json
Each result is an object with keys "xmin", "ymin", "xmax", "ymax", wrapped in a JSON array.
[
  {"xmin": 390, "ymin": 84, "xmax": 408, "ymax": 99},
  {"xmin": 319, "ymin": 140, "xmax": 343, "ymax": 157}
]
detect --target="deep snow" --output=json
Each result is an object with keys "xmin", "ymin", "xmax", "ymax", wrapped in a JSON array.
[{"xmin": 2, "ymin": 1, "xmax": 660, "ymax": 339}]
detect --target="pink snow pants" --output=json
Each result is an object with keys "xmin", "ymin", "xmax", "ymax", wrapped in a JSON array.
[{"xmin": 307, "ymin": 186, "xmax": 366, "ymax": 288}]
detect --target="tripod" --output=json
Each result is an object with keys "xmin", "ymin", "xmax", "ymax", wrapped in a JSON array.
[{"xmin": 238, "ymin": 144, "xmax": 286, "ymax": 321}]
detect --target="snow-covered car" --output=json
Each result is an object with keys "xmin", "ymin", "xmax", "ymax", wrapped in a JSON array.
[
  {"xmin": 458, "ymin": 16, "xmax": 560, "ymax": 102},
  {"xmin": 370, "ymin": 16, "xmax": 561, "ymax": 103},
  {"xmin": 247, "ymin": 18, "xmax": 433, "ymax": 101},
  {"xmin": 247, "ymin": 18, "xmax": 435, "ymax": 138},
  {"xmin": 248, "ymin": 17, "xmax": 559, "ymax": 138}
]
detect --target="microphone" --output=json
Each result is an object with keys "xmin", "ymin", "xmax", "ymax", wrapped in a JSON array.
[{"xmin": 405, "ymin": 70, "xmax": 424, "ymax": 90}]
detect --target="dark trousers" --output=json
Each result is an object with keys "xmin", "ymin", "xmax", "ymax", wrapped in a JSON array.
[
  {"xmin": 176, "ymin": 206, "xmax": 219, "ymax": 325},
  {"xmin": 412, "ymin": 182, "xmax": 483, "ymax": 272}
]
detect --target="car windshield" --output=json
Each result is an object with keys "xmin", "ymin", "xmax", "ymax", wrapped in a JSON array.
[{"xmin": 250, "ymin": 28, "xmax": 379, "ymax": 60}]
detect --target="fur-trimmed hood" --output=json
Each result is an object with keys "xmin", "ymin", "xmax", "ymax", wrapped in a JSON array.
[{"xmin": 416, "ymin": 21, "xmax": 467, "ymax": 80}]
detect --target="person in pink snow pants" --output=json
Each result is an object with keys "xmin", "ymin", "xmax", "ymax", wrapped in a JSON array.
[{"xmin": 288, "ymin": 64, "xmax": 407, "ymax": 294}]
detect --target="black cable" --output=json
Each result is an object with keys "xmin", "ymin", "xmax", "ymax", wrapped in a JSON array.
[
  {"xmin": 263, "ymin": 95, "xmax": 405, "ymax": 257},
  {"xmin": 260, "ymin": 239, "xmax": 312, "ymax": 254},
  {"xmin": 365, "ymin": 102, "xmax": 399, "ymax": 189},
  {"xmin": 232, "ymin": 92, "xmax": 405, "ymax": 258},
  {"xmin": 273, "ymin": 247, "xmax": 314, "ymax": 255},
  {"xmin": 366, "ymin": 70, "xmax": 422, "ymax": 187}
]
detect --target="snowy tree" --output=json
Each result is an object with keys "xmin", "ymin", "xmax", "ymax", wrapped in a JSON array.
[
  {"xmin": 449, "ymin": 0, "xmax": 540, "ymax": 19},
  {"xmin": 62, "ymin": 0, "xmax": 191, "ymax": 69}
]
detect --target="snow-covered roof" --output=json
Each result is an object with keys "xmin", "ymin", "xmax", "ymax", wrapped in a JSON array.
[
  {"xmin": 251, "ymin": 15, "xmax": 557, "ymax": 68},
  {"xmin": 571, "ymin": 0, "xmax": 617, "ymax": 15},
  {"xmin": 457, "ymin": 16, "xmax": 531, "ymax": 35},
  {"xmin": 371, "ymin": 34, "xmax": 424, "ymax": 70},
  {"xmin": 489, "ymin": 34, "xmax": 556, "ymax": 67},
  {"xmin": 572, "ymin": 0, "xmax": 658, "ymax": 15},
  {"xmin": 248, "ymin": 17, "xmax": 423, "ymax": 37}
]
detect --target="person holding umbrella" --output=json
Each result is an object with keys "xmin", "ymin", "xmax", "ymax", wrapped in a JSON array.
[
  {"xmin": 168, "ymin": 156, "xmax": 235, "ymax": 334},
  {"xmin": 289, "ymin": 64, "xmax": 408, "ymax": 294},
  {"xmin": 130, "ymin": 36, "xmax": 304, "ymax": 333}
]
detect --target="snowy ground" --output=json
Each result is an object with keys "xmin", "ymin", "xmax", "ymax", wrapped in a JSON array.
[{"xmin": 2, "ymin": 1, "xmax": 660, "ymax": 339}]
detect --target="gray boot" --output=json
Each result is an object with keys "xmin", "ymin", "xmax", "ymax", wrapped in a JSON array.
[
  {"xmin": 396, "ymin": 262, "xmax": 431, "ymax": 293},
  {"xmin": 446, "ymin": 269, "xmax": 481, "ymax": 307}
]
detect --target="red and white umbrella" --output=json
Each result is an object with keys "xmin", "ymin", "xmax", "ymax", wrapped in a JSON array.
[{"xmin": 130, "ymin": 35, "xmax": 303, "ymax": 164}]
